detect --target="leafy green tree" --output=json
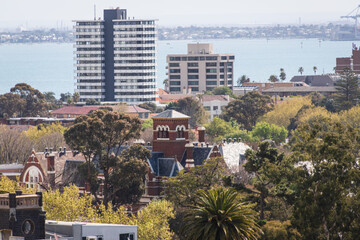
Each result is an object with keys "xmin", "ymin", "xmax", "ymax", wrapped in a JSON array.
[
  {"xmin": 85, "ymin": 98, "xmax": 100, "ymax": 105},
  {"xmin": 64, "ymin": 110, "xmax": 142, "ymax": 206},
  {"xmin": 279, "ymin": 68, "xmax": 286, "ymax": 81},
  {"xmin": 289, "ymin": 116, "xmax": 360, "ymax": 239},
  {"xmin": 334, "ymin": 68, "xmax": 360, "ymax": 111},
  {"xmin": 298, "ymin": 67, "xmax": 304, "ymax": 75},
  {"xmin": 251, "ymin": 122, "xmax": 288, "ymax": 144},
  {"xmin": 223, "ymin": 91, "xmax": 273, "ymax": 131},
  {"xmin": 268, "ymin": 75, "xmax": 279, "ymax": 83},
  {"xmin": 182, "ymin": 188, "xmax": 262, "ymax": 240},
  {"xmin": 204, "ymin": 117, "xmax": 238, "ymax": 142},
  {"xmin": 0, "ymin": 93, "xmax": 24, "ymax": 117},
  {"xmin": 244, "ymin": 141, "xmax": 286, "ymax": 220},
  {"xmin": 72, "ymin": 92, "xmax": 80, "ymax": 103},
  {"xmin": 210, "ymin": 86, "xmax": 236, "ymax": 98},
  {"xmin": 43, "ymin": 91, "xmax": 56, "ymax": 103},
  {"xmin": 60, "ymin": 92, "xmax": 72, "ymax": 102}
]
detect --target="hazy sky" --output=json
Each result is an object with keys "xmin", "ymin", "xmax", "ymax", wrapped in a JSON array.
[{"xmin": 0, "ymin": 0, "xmax": 359, "ymax": 29}]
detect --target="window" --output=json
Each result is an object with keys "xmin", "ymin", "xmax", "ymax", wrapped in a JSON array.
[
  {"xmin": 170, "ymin": 81, "xmax": 181, "ymax": 85},
  {"xmin": 169, "ymin": 75, "xmax": 180, "ymax": 79},
  {"xmin": 221, "ymin": 56, "xmax": 227, "ymax": 60},
  {"xmin": 169, "ymin": 57, "xmax": 180, "ymax": 61},
  {"xmin": 169, "ymin": 63, "xmax": 179, "ymax": 67},
  {"xmin": 213, "ymin": 106, "xmax": 219, "ymax": 110},
  {"xmin": 200, "ymin": 57, "xmax": 205, "ymax": 60},
  {"xmin": 206, "ymin": 69, "xmax": 217, "ymax": 73},
  {"xmin": 188, "ymin": 69, "xmax": 199, "ymax": 73},
  {"xmin": 206, "ymin": 87, "xmax": 214, "ymax": 91},
  {"xmin": 227, "ymin": 62, "xmax": 232, "ymax": 66},
  {"xmin": 228, "ymin": 74, "xmax": 233, "ymax": 79},
  {"xmin": 188, "ymin": 81, "xmax": 198, "ymax": 85},
  {"xmin": 228, "ymin": 81, "xmax": 233, "ymax": 84},
  {"xmin": 206, "ymin": 75, "xmax": 217, "ymax": 79},
  {"xmin": 220, "ymin": 75, "xmax": 224, "ymax": 79},
  {"xmin": 206, "ymin": 56, "xmax": 218, "ymax": 60},
  {"xmin": 220, "ymin": 62, "xmax": 225, "ymax": 66},
  {"xmin": 229, "ymin": 56, "xmax": 235, "ymax": 60},
  {"xmin": 206, "ymin": 62, "xmax": 217, "ymax": 67},
  {"xmin": 181, "ymin": 57, "xmax": 187, "ymax": 61},
  {"xmin": 188, "ymin": 57, "xmax": 199, "ymax": 61},
  {"xmin": 220, "ymin": 81, "xmax": 224, "ymax": 85},
  {"xmin": 188, "ymin": 75, "xmax": 199, "ymax": 79},
  {"xmin": 191, "ymin": 87, "xmax": 199, "ymax": 91},
  {"xmin": 170, "ymin": 87, "xmax": 181, "ymax": 92},
  {"xmin": 120, "ymin": 234, "xmax": 134, "ymax": 240},
  {"xmin": 206, "ymin": 81, "xmax": 217, "ymax": 85},
  {"xmin": 170, "ymin": 69, "xmax": 180, "ymax": 73},
  {"xmin": 157, "ymin": 125, "xmax": 169, "ymax": 139},
  {"xmin": 188, "ymin": 62, "xmax": 198, "ymax": 67},
  {"xmin": 204, "ymin": 106, "xmax": 211, "ymax": 111},
  {"xmin": 176, "ymin": 125, "xmax": 186, "ymax": 139}
]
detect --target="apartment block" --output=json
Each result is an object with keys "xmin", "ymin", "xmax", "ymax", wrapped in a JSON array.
[
  {"xmin": 166, "ymin": 43, "xmax": 235, "ymax": 93},
  {"xmin": 74, "ymin": 8, "xmax": 157, "ymax": 104}
]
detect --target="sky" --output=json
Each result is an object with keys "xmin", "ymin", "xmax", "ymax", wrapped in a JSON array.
[{"xmin": 0, "ymin": 0, "xmax": 359, "ymax": 29}]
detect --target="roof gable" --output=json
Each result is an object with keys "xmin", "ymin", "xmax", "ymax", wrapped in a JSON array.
[{"xmin": 152, "ymin": 110, "xmax": 190, "ymax": 119}]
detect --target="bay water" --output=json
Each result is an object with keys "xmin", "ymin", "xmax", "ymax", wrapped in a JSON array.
[{"xmin": 0, "ymin": 38, "xmax": 358, "ymax": 97}]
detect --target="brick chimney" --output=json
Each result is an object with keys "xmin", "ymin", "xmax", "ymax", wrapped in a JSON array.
[
  {"xmin": 198, "ymin": 126, "xmax": 205, "ymax": 143},
  {"xmin": 185, "ymin": 143, "xmax": 194, "ymax": 169}
]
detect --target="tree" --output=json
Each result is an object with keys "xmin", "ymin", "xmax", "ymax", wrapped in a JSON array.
[
  {"xmin": 43, "ymin": 92, "xmax": 56, "ymax": 103},
  {"xmin": 10, "ymin": 83, "xmax": 48, "ymax": 117},
  {"xmin": 163, "ymin": 79, "xmax": 169, "ymax": 91},
  {"xmin": 334, "ymin": 68, "xmax": 360, "ymax": 111},
  {"xmin": 182, "ymin": 188, "xmax": 262, "ymax": 240},
  {"xmin": 298, "ymin": 67, "xmax": 304, "ymax": 75},
  {"xmin": 238, "ymin": 75, "xmax": 250, "ymax": 86},
  {"xmin": 204, "ymin": 117, "xmax": 238, "ymax": 142},
  {"xmin": 0, "ymin": 126, "xmax": 33, "ymax": 164},
  {"xmin": 223, "ymin": 91, "xmax": 273, "ymax": 131},
  {"xmin": 210, "ymin": 86, "xmax": 235, "ymax": 97},
  {"xmin": 0, "ymin": 176, "xmax": 36, "ymax": 194},
  {"xmin": 166, "ymin": 97, "xmax": 208, "ymax": 127},
  {"xmin": 0, "ymin": 93, "xmax": 24, "ymax": 117},
  {"xmin": 25, "ymin": 123, "xmax": 66, "ymax": 151},
  {"xmin": 313, "ymin": 66, "xmax": 317, "ymax": 75},
  {"xmin": 73, "ymin": 92, "xmax": 80, "ymax": 103},
  {"xmin": 138, "ymin": 102, "xmax": 157, "ymax": 112},
  {"xmin": 279, "ymin": 68, "xmax": 286, "ymax": 81},
  {"xmin": 244, "ymin": 141, "xmax": 285, "ymax": 220},
  {"xmin": 251, "ymin": 122, "xmax": 288, "ymax": 144},
  {"xmin": 289, "ymin": 116, "xmax": 360, "ymax": 239},
  {"xmin": 60, "ymin": 92, "xmax": 72, "ymax": 102},
  {"xmin": 64, "ymin": 110, "xmax": 142, "ymax": 206},
  {"xmin": 86, "ymin": 98, "xmax": 100, "ymax": 105},
  {"xmin": 268, "ymin": 75, "xmax": 279, "ymax": 83}
]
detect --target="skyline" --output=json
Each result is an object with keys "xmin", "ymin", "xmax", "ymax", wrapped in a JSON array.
[{"xmin": 0, "ymin": 0, "xmax": 359, "ymax": 29}]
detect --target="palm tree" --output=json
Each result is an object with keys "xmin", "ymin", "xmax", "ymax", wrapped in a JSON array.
[
  {"xmin": 298, "ymin": 67, "xmax": 304, "ymax": 75},
  {"xmin": 238, "ymin": 75, "xmax": 250, "ymax": 86},
  {"xmin": 163, "ymin": 79, "xmax": 169, "ymax": 91},
  {"xmin": 313, "ymin": 66, "xmax": 318, "ymax": 75},
  {"xmin": 279, "ymin": 68, "xmax": 286, "ymax": 81},
  {"xmin": 182, "ymin": 188, "xmax": 262, "ymax": 240}
]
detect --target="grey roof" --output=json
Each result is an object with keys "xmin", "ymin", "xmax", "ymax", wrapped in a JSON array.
[
  {"xmin": 0, "ymin": 163, "xmax": 24, "ymax": 170},
  {"xmin": 290, "ymin": 75, "xmax": 335, "ymax": 86},
  {"xmin": 262, "ymin": 86, "xmax": 337, "ymax": 93},
  {"xmin": 181, "ymin": 146, "xmax": 213, "ymax": 167},
  {"xmin": 62, "ymin": 160, "xmax": 85, "ymax": 187},
  {"xmin": 152, "ymin": 110, "xmax": 190, "ymax": 119},
  {"xmin": 148, "ymin": 152, "xmax": 183, "ymax": 177}
]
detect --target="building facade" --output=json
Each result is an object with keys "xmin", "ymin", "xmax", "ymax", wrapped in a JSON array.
[
  {"xmin": 336, "ymin": 44, "xmax": 360, "ymax": 74},
  {"xmin": 166, "ymin": 43, "xmax": 235, "ymax": 94},
  {"xmin": 74, "ymin": 8, "xmax": 157, "ymax": 104}
]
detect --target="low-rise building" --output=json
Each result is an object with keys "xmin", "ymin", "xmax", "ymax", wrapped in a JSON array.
[{"xmin": 200, "ymin": 95, "xmax": 233, "ymax": 119}]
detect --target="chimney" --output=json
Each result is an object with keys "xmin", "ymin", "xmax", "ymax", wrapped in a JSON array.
[
  {"xmin": 188, "ymin": 86, "xmax": 192, "ymax": 94},
  {"xmin": 59, "ymin": 147, "xmax": 62, "ymax": 152},
  {"xmin": 185, "ymin": 143, "xmax": 194, "ymax": 169},
  {"xmin": 198, "ymin": 126, "xmax": 205, "ymax": 143}
]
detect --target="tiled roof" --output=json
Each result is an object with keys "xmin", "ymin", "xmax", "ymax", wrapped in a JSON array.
[
  {"xmin": 50, "ymin": 106, "xmax": 100, "ymax": 115},
  {"xmin": 126, "ymin": 105, "xmax": 150, "ymax": 113},
  {"xmin": 180, "ymin": 146, "xmax": 213, "ymax": 167},
  {"xmin": 152, "ymin": 110, "xmax": 190, "ymax": 119},
  {"xmin": 290, "ymin": 75, "xmax": 335, "ymax": 86}
]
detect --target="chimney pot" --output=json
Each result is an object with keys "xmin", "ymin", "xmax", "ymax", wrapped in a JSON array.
[
  {"xmin": 198, "ymin": 126, "xmax": 206, "ymax": 143},
  {"xmin": 63, "ymin": 147, "xmax": 66, "ymax": 153}
]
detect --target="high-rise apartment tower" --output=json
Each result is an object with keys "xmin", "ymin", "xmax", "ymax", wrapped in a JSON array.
[
  {"xmin": 166, "ymin": 43, "xmax": 235, "ymax": 94},
  {"xmin": 74, "ymin": 8, "xmax": 157, "ymax": 103}
]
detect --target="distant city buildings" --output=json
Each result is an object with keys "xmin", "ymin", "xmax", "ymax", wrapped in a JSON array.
[
  {"xmin": 74, "ymin": 8, "xmax": 157, "ymax": 104},
  {"xmin": 166, "ymin": 43, "xmax": 235, "ymax": 94}
]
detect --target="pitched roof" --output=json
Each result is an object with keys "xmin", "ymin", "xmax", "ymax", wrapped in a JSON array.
[
  {"xmin": 180, "ymin": 146, "xmax": 213, "ymax": 167},
  {"xmin": 126, "ymin": 105, "xmax": 150, "ymax": 113},
  {"xmin": 262, "ymin": 86, "xmax": 337, "ymax": 93},
  {"xmin": 200, "ymin": 95, "xmax": 233, "ymax": 102},
  {"xmin": 152, "ymin": 110, "xmax": 190, "ymax": 119}
]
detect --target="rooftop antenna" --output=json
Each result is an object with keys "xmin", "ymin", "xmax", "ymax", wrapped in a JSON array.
[{"xmin": 94, "ymin": 4, "xmax": 96, "ymax": 20}]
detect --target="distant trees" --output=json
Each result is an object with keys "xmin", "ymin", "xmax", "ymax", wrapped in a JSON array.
[
  {"xmin": 313, "ymin": 66, "xmax": 317, "ymax": 75},
  {"xmin": 238, "ymin": 75, "xmax": 250, "ymax": 86},
  {"xmin": 0, "ymin": 83, "xmax": 48, "ymax": 117},
  {"xmin": 25, "ymin": 123, "xmax": 66, "ymax": 152},
  {"xmin": 138, "ymin": 102, "xmax": 157, "ymax": 112},
  {"xmin": 223, "ymin": 91, "xmax": 273, "ymax": 131},
  {"xmin": 268, "ymin": 75, "xmax": 279, "ymax": 83},
  {"xmin": 298, "ymin": 67, "xmax": 304, "ymax": 75}
]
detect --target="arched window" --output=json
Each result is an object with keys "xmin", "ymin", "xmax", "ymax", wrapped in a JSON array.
[
  {"xmin": 157, "ymin": 125, "xmax": 169, "ymax": 139},
  {"xmin": 176, "ymin": 125, "xmax": 186, "ymax": 139}
]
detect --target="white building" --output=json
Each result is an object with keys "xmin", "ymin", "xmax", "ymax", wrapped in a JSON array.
[
  {"xmin": 46, "ymin": 221, "xmax": 137, "ymax": 240},
  {"xmin": 200, "ymin": 95, "xmax": 233, "ymax": 120},
  {"xmin": 74, "ymin": 8, "xmax": 157, "ymax": 104}
]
